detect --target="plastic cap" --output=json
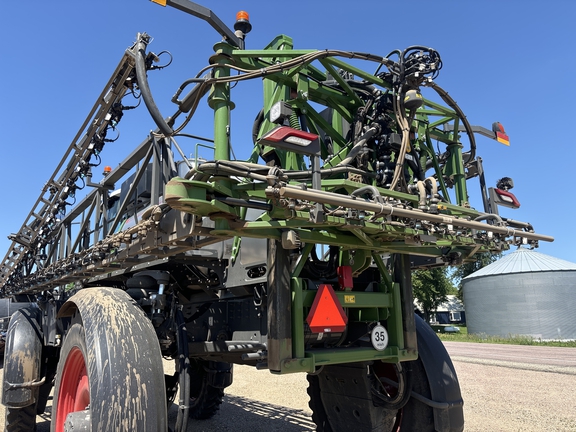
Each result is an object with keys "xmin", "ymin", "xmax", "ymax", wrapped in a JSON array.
[{"xmin": 236, "ymin": 11, "xmax": 250, "ymax": 21}]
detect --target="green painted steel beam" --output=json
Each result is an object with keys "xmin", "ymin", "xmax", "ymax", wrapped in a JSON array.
[
  {"xmin": 421, "ymin": 97, "xmax": 457, "ymax": 116},
  {"xmin": 275, "ymin": 346, "xmax": 417, "ymax": 374},
  {"xmin": 302, "ymin": 290, "xmax": 392, "ymax": 308},
  {"xmin": 309, "ymin": 346, "xmax": 418, "ymax": 366},
  {"xmin": 322, "ymin": 57, "xmax": 391, "ymax": 90},
  {"xmin": 319, "ymin": 59, "xmax": 364, "ymax": 107}
]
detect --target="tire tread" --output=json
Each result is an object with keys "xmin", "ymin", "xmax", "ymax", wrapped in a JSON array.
[{"xmin": 5, "ymin": 404, "xmax": 37, "ymax": 432}]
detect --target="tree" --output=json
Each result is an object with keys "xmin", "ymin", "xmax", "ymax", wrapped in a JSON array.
[
  {"xmin": 412, "ymin": 266, "xmax": 455, "ymax": 323},
  {"xmin": 451, "ymin": 252, "xmax": 501, "ymax": 300}
]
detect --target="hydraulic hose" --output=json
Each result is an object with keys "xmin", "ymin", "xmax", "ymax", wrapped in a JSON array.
[
  {"xmin": 252, "ymin": 109, "xmax": 265, "ymax": 144},
  {"xmin": 406, "ymin": 148, "xmax": 425, "ymax": 182},
  {"xmin": 424, "ymin": 81, "xmax": 476, "ymax": 163},
  {"xmin": 350, "ymin": 185, "xmax": 385, "ymax": 203},
  {"xmin": 302, "ymin": 246, "xmax": 339, "ymax": 279},
  {"xmin": 337, "ymin": 126, "xmax": 379, "ymax": 166},
  {"xmin": 416, "ymin": 180, "xmax": 427, "ymax": 209},
  {"xmin": 416, "ymin": 177, "xmax": 440, "ymax": 209},
  {"xmin": 388, "ymin": 93, "xmax": 412, "ymax": 191},
  {"xmin": 377, "ymin": 373, "xmax": 463, "ymax": 409},
  {"xmin": 371, "ymin": 362, "xmax": 413, "ymax": 410},
  {"xmin": 135, "ymin": 34, "xmax": 174, "ymax": 137},
  {"xmin": 186, "ymin": 160, "xmax": 376, "ymax": 184},
  {"xmin": 474, "ymin": 214, "xmax": 504, "ymax": 224},
  {"xmin": 425, "ymin": 177, "xmax": 438, "ymax": 197}
]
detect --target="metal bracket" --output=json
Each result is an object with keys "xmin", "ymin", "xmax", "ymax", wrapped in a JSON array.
[{"xmin": 155, "ymin": 0, "xmax": 241, "ymax": 47}]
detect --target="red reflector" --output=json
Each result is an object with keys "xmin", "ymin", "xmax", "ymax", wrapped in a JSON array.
[
  {"xmin": 306, "ymin": 284, "xmax": 348, "ymax": 333},
  {"xmin": 337, "ymin": 266, "xmax": 353, "ymax": 290},
  {"xmin": 496, "ymin": 131, "xmax": 510, "ymax": 146}
]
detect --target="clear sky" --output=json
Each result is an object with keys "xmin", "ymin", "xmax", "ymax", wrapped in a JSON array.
[{"xmin": 1, "ymin": 0, "xmax": 575, "ymax": 264}]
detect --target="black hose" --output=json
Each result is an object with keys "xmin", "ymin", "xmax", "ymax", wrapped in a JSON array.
[
  {"xmin": 371, "ymin": 362, "xmax": 414, "ymax": 411},
  {"xmin": 302, "ymin": 246, "xmax": 339, "ymax": 279},
  {"xmin": 135, "ymin": 35, "xmax": 174, "ymax": 137},
  {"xmin": 376, "ymin": 370, "xmax": 462, "ymax": 409},
  {"xmin": 252, "ymin": 109, "xmax": 264, "ymax": 144},
  {"xmin": 406, "ymin": 147, "xmax": 425, "ymax": 181},
  {"xmin": 425, "ymin": 81, "xmax": 476, "ymax": 163},
  {"xmin": 344, "ymin": 79, "xmax": 377, "ymax": 97},
  {"xmin": 174, "ymin": 309, "xmax": 190, "ymax": 432}
]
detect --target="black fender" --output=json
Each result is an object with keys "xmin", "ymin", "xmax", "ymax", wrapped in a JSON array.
[
  {"xmin": 206, "ymin": 361, "xmax": 233, "ymax": 388},
  {"xmin": 1, "ymin": 306, "xmax": 43, "ymax": 408},
  {"xmin": 415, "ymin": 314, "xmax": 464, "ymax": 432},
  {"xmin": 0, "ymin": 297, "xmax": 35, "ymax": 332}
]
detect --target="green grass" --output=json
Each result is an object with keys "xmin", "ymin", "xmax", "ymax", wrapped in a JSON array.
[{"xmin": 435, "ymin": 325, "xmax": 576, "ymax": 347}]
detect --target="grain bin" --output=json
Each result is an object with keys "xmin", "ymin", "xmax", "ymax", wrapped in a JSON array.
[{"xmin": 462, "ymin": 248, "xmax": 576, "ymax": 340}]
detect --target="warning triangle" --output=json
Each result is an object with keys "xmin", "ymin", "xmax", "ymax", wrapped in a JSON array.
[{"xmin": 306, "ymin": 284, "xmax": 348, "ymax": 333}]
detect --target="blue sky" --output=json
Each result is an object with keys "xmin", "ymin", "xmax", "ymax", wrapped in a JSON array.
[{"xmin": 1, "ymin": 0, "xmax": 575, "ymax": 264}]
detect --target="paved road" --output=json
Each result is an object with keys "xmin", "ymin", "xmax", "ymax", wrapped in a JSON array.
[{"xmin": 443, "ymin": 341, "xmax": 576, "ymax": 374}]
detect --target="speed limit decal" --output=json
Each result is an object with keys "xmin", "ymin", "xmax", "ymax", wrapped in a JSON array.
[{"xmin": 370, "ymin": 323, "xmax": 388, "ymax": 351}]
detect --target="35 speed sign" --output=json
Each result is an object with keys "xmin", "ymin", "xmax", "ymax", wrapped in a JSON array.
[{"xmin": 370, "ymin": 323, "xmax": 389, "ymax": 351}]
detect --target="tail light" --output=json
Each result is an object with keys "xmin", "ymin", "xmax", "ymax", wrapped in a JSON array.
[
  {"xmin": 258, "ymin": 126, "xmax": 320, "ymax": 156},
  {"xmin": 492, "ymin": 122, "xmax": 510, "ymax": 146},
  {"xmin": 492, "ymin": 188, "xmax": 520, "ymax": 209}
]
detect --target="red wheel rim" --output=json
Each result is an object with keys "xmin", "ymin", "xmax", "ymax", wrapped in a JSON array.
[{"xmin": 55, "ymin": 346, "xmax": 90, "ymax": 432}]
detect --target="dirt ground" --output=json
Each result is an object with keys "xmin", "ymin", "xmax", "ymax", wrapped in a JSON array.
[
  {"xmin": 1, "ymin": 356, "xmax": 575, "ymax": 431},
  {"xmin": 184, "ymin": 360, "xmax": 576, "ymax": 432}
]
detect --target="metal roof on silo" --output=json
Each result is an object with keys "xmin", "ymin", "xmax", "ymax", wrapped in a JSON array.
[{"xmin": 463, "ymin": 248, "xmax": 576, "ymax": 281}]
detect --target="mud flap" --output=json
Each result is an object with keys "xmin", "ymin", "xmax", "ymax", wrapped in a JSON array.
[
  {"xmin": 414, "ymin": 314, "xmax": 464, "ymax": 432},
  {"xmin": 205, "ymin": 361, "xmax": 233, "ymax": 388},
  {"xmin": 1, "ymin": 306, "xmax": 43, "ymax": 408}
]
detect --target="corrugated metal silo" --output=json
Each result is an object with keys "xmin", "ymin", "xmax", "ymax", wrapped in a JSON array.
[{"xmin": 462, "ymin": 248, "xmax": 576, "ymax": 340}]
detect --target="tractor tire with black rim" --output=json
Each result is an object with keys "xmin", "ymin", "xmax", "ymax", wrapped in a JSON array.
[
  {"xmin": 307, "ymin": 374, "xmax": 333, "ymax": 432},
  {"xmin": 5, "ymin": 404, "xmax": 37, "ymax": 432},
  {"xmin": 51, "ymin": 287, "xmax": 168, "ymax": 432},
  {"xmin": 307, "ymin": 314, "xmax": 463, "ymax": 431},
  {"xmin": 188, "ymin": 360, "xmax": 225, "ymax": 420},
  {"xmin": 307, "ymin": 358, "xmax": 434, "ymax": 431}
]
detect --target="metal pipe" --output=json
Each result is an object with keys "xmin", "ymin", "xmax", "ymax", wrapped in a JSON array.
[
  {"xmin": 270, "ymin": 185, "xmax": 554, "ymax": 243},
  {"xmin": 162, "ymin": 0, "xmax": 241, "ymax": 48},
  {"xmin": 215, "ymin": 197, "xmax": 272, "ymax": 211}
]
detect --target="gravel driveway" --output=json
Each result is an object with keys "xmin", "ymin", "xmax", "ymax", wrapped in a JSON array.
[{"xmin": 1, "ymin": 343, "xmax": 575, "ymax": 431}]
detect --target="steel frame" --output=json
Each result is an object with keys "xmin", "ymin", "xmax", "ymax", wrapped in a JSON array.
[{"xmin": 0, "ymin": 9, "xmax": 553, "ymax": 374}]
